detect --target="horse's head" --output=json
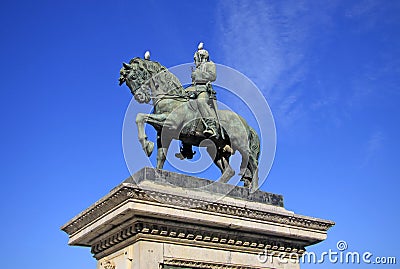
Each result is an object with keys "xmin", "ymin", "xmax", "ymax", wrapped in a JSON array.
[
  {"xmin": 119, "ymin": 57, "xmax": 185, "ymax": 104},
  {"xmin": 119, "ymin": 58, "xmax": 152, "ymax": 96},
  {"xmin": 119, "ymin": 66, "xmax": 151, "ymax": 104},
  {"xmin": 118, "ymin": 62, "xmax": 131, "ymax": 86}
]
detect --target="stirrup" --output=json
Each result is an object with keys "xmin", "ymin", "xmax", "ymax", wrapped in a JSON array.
[{"xmin": 203, "ymin": 128, "xmax": 217, "ymax": 138}]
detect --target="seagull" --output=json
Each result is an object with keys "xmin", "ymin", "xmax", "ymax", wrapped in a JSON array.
[
  {"xmin": 144, "ymin": 51, "xmax": 150, "ymax": 60},
  {"xmin": 198, "ymin": 42, "xmax": 204, "ymax": 50}
]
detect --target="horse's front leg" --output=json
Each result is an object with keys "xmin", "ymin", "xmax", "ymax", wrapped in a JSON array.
[
  {"xmin": 217, "ymin": 156, "xmax": 235, "ymax": 183},
  {"xmin": 156, "ymin": 131, "xmax": 172, "ymax": 169},
  {"xmin": 207, "ymin": 146, "xmax": 234, "ymax": 183},
  {"xmin": 135, "ymin": 112, "xmax": 168, "ymax": 157},
  {"xmin": 135, "ymin": 113, "xmax": 154, "ymax": 157}
]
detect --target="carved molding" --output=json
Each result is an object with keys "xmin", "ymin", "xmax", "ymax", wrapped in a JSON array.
[
  {"xmin": 63, "ymin": 185, "xmax": 334, "ymax": 237},
  {"xmin": 62, "ymin": 188, "xmax": 129, "ymax": 235},
  {"xmin": 163, "ymin": 258, "xmax": 267, "ymax": 269},
  {"xmin": 101, "ymin": 260, "xmax": 115, "ymax": 269},
  {"xmin": 91, "ymin": 219, "xmax": 305, "ymax": 255}
]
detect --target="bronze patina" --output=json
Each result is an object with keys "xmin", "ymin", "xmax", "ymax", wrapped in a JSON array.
[{"xmin": 119, "ymin": 44, "xmax": 260, "ymax": 191}]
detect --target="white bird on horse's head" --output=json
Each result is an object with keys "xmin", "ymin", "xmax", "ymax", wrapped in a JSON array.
[{"xmin": 144, "ymin": 51, "xmax": 150, "ymax": 60}]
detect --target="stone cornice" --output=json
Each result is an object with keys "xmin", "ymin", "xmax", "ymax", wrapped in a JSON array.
[
  {"xmin": 62, "ymin": 183, "xmax": 334, "ymax": 237},
  {"xmin": 91, "ymin": 218, "xmax": 306, "ymax": 256}
]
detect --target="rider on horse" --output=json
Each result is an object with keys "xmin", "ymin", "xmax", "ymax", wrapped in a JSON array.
[
  {"xmin": 190, "ymin": 42, "xmax": 219, "ymax": 138},
  {"xmin": 119, "ymin": 48, "xmax": 260, "ymax": 190},
  {"xmin": 175, "ymin": 43, "xmax": 221, "ymax": 160}
]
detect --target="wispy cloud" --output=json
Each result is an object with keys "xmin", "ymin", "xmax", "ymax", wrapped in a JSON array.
[
  {"xmin": 361, "ymin": 130, "xmax": 385, "ymax": 167},
  {"xmin": 215, "ymin": 1, "xmax": 399, "ymax": 133},
  {"xmin": 344, "ymin": 0, "xmax": 399, "ymax": 32},
  {"xmin": 345, "ymin": 0, "xmax": 379, "ymax": 18},
  {"xmin": 215, "ymin": 1, "xmax": 338, "ymax": 129}
]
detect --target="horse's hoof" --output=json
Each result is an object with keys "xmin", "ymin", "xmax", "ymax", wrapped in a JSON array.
[
  {"xmin": 250, "ymin": 184, "xmax": 258, "ymax": 193},
  {"xmin": 144, "ymin": 141, "xmax": 154, "ymax": 157},
  {"xmin": 242, "ymin": 177, "xmax": 251, "ymax": 188},
  {"xmin": 175, "ymin": 152, "xmax": 185, "ymax": 160}
]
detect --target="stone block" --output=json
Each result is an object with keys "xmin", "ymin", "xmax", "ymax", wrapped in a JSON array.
[{"xmin": 62, "ymin": 168, "xmax": 334, "ymax": 268}]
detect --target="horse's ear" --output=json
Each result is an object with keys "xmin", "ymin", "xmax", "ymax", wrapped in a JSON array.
[{"xmin": 123, "ymin": 62, "xmax": 131, "ymax": 69}]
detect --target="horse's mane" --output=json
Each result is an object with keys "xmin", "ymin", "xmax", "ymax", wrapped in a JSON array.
[{"xmin": 128, "ymin": 57, "xmax": 185, "ymax": 96}]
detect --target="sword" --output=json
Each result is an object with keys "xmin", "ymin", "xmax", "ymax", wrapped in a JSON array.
[{"xmin": 207, "ymin": 82, "xmax": 225, "ymax": 140}]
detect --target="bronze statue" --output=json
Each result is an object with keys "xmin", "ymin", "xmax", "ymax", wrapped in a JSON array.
[
  {"xmin": 119, "ymin": 46, "xmax": 260, "ymax": 191},
  {"xmin": 189, "ymin": 42, "xmax": 218, "ymax": 138}
]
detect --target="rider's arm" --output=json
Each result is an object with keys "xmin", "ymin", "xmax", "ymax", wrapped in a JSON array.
[
  {"xmin": 202, "ymin": 62, "xmax": 216, "ymax": 82},
  {"xmin": 193, "ymin": 62, "xmax": 216, "ymax": 83}
]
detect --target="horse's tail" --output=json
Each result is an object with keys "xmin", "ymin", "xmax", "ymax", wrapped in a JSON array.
[
  {"xmin": 237, "ymin": 115, "xmax": 260, "ymax": 186},
  {"xmin": 247, "ymin": 126, "xmax": 260, "ymax": 185}
]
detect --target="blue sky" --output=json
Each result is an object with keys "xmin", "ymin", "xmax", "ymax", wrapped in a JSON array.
[{"xmin": 1, "ymin": 1, "xmax": 399, "ymax": 268}]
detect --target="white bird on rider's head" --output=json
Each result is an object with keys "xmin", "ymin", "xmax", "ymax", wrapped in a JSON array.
[
  {"xmin": 198, "ymin": 42, "xmax": 204, "ymax": 50},
  {"xmin": 144, "ymin": 51, "xmax": 150, "ymax": 60}
]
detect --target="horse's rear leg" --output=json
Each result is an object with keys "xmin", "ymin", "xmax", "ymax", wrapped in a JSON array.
[
  {"xmin": 238, "ymin": 149, "xmax": 251, "ymax": 177},
  {"xmin": 238, "ymin": 148, "xmax": 259, "ymax": 192},
  {"xmin": 238, "ymin": 149, "xmax": 252, "ymax": 188},
  {"xmin": 250, "ymin": 166, "xmax": 259, "ymax": 193}
]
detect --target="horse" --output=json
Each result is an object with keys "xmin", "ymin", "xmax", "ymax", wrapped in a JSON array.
[{"xmin": 119, "ymin": 57, "xmax": 260, "ymax": 191}]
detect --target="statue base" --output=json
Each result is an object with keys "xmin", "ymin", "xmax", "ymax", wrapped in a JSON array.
[{"xmin": 61, "ymin": 167, "xmax": 334, "ymax": 269}]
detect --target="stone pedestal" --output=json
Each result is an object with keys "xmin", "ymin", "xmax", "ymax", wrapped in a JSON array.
[{"xmin": 61, "ymin": 167, "xmax": 334, "ymax": 269}]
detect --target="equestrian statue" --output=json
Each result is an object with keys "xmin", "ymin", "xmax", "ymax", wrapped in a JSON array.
[{"xmin": 119, "ymin": 43, "xmax": 260, "ymax": 191}]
